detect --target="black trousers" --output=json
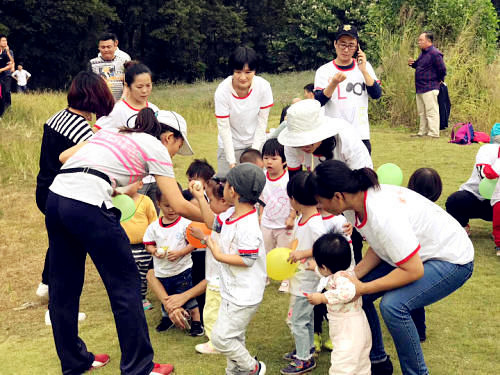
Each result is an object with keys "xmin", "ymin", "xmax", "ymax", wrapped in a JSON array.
[
  {"xmin": 1, "ymin": 75, "xmax": 12, "ymax": 108},
  {"xmin": 445, "ymin": 190, "xmax": 492, "ymax": 226},
  {"xmin": 45, "ymin": 192, "xmax": 154, "ymax": 375}
]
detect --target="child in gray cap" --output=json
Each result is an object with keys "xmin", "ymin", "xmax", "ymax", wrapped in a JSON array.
[{"xmin": 189, "ymin": 163, "xmax": 267, "ymax": 374}]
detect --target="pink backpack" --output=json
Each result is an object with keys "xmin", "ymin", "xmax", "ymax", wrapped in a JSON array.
[{"xmin": 449, "ymin": 123, "xmax": 474, "ymax": 145}]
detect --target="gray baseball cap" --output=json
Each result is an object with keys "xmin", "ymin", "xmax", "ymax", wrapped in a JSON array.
[{"xmin": 226, "ymin": 163, "xmax": 266, "ymax": 205}]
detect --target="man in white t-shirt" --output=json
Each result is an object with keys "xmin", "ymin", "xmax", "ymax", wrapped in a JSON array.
[
  {"xmin": 12, "ymin": 64, "xmax": 31, "ymax": 93},
  {"xmin": 314, "ymin": 24, "xmax": 381, "ymax": 154},
  {"xmin": 89, "ymin": 33, "xmax": 131, "ymax": 101},
  {"xmin": 214, "ymin": 46, "xmax": 274, "ymax": 175}
]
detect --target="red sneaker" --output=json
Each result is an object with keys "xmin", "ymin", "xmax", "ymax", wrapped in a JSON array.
[
  {"xmin": 89, "ymin": 354, "xmax": 110, "ymax": 371},
  {"xmin": 150, "ymin": 363, "xmax": 174, "ymax": 375}
]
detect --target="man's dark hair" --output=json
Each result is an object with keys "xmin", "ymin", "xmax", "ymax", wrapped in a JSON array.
[
  {"xmin": 287, "ymin": 171, "xmax": 316, "ymax": 206},
  {"xmin": 240, "ymin": 148, "xmax": 262, "ymax": 164},
  {"xmin": 186, "ymin": 159, "xmax": 215, "ymax": 182},
  {"xmin": 262, "ymin": 138, "xmax": 286, "ymax": 162},
  {"xmin": 304, "ymin": 83, "xmax": 314, "ymax": 93},
  {"xmin": 228, "ymin": 46, "xmax": 258, "ymax": 72},
  {"xmin": 0, "ymin": 34, "xmax": 6, "ymax": 40},
  {"xmin": 423, "ymin": 31, "xmax": 434, "ymax": 43},
  {"xmin": 98, "ymin": 32, "xmax": 118, "ymax": 43},
  {"xmin": 67, "ymin": 71, "xmax": 115, "ymax": 118}
]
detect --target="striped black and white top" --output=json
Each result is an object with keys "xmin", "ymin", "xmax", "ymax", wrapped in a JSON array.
[{"xmin": 35, "ymin": 109, "xmax": 94, "ymax": 213}]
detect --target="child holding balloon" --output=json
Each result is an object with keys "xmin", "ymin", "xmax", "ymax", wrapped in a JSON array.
[
  {"xmin": 143, "ymin": 187, "xmax": 204, "ymax": 336},
  {"xmin": 281, "ymin": 171, "xmax": 326, "ymax": 375},
  {"xmin": 121, "ymin": 180, "xmax": 158, "ymax": 310}
]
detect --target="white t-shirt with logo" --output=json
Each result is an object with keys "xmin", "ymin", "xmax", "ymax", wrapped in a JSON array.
[
  {"xmin": 213, "ymin": 207, "xmax": 267, "ymax": 306},
  {"xmin": 289, "ymin": 213, "xmax": 327, "ymax": 296},
  {"xmin": 343, "ymin": 185, "xmax": 474, "ymax": 267},
  {"xmin": 285, "ymin": 124, "xmax": 373, "ymax": 172},
  {"xmin": 214, "ymin": 75, "xmax": 274, "ymax": 149},
  {"xmin": 94, "ymin": 99, "xmax": 160, "ymax": 131},
  {"xmin": 314, "ymin": 59, "xmax": 379, "ymax": 140},
  {"xmin": 459, "ymin": 144, "xmax": 500, "ymax": 204},
  {"xmin": 89, "ymin": 54, "xmax": 131, "ymax": 100},
  {"xmin": 260, "ymin": 170, "xmax": 291, "ymax": 229},
  {"xmin": 143, "ymin": 216, "xmax": 193, "ymax": 278},
  {"xmin": 50, "ymin": 128, "xmax": 174, "ymax": 208}
]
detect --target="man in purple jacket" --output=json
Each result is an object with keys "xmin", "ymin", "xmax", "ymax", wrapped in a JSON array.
[{"xmin": 408, "ymin": 31, "xmax": 446, "ymax": 138}]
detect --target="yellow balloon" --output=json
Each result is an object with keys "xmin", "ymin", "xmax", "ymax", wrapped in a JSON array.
[{"xmin": 266, "ymin": 247, "xmax": 299, "ymax": 281}]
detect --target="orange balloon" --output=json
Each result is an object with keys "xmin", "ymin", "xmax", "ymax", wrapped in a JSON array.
[{"xmin": 186, "ymin": 222, "xmax": 212, "ymax": 248}]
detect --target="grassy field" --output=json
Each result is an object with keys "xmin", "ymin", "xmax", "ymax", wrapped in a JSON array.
[{"xmin": 0, "ymin": 72, "xmax": 499, "ymax": 374}]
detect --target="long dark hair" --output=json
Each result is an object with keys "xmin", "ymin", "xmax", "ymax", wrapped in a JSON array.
[
  {"xmin": 67, "ymin": 71, "xmax": 114, "ymax": 118},
  {"xmin": 313, "ymin": 136, "xmax": 336, "ymax": 159},
  {"xmin": 307, "ymin": 159, "xmax": 379, "ymax": 199},
  {"xmin": 120, "ymin": 108, "xmax": 182, "ymax": 140}
]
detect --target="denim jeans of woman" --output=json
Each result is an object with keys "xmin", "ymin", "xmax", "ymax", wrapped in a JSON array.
[{"xmin": 361, "ymin": 259, "xmax": 473, "ymax": 375}]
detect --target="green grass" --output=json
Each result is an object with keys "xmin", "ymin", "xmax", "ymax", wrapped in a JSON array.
[{"xmin": 0, "ymin": 76, "xmax": 499, "ymax": 374}]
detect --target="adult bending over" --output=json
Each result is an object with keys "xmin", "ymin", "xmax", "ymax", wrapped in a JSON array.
[
  {"xmin": 307, "ymin": 160, "xmax": 474, "ymax": 375},
  {"xmin": 214, "ymin": 46, "xmax": 273, "ymax": 174},
  {"xmin": 45, "ymin": 108, "xmax": 201, "ymax": 374}
]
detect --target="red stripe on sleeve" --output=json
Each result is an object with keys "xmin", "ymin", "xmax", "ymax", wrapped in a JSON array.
[
  {"xmin": 395, "ymin": 245, "xmax": 421, "ymax": 266},
  {"xmin": 238, "ymin": 249, "xmax": 259, "ymax": 254},
  {"xmin": 143, "ymin": 241, "xmax": 156, "ymax": 246},
  {"xmin": 260, "ymin": 103, "xmax": 274, "ymax": 110},
  {"xmin": 288, "ymin": 166, "xmax": 301, "ymax": 171},
  {"xmin": 94, "ymin": 125, "xmax": 102, "ymax": 130},
  {"xmin": 215, "ymin": 114, "xmax": 230, "ymax": 118}
]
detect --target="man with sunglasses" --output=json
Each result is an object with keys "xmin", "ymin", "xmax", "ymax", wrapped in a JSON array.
[{"xmin": 314, "ymin": 24, "xmax": 381, "ymax": 154}]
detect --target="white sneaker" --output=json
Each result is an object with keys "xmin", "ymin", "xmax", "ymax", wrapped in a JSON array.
[
  {"xmin": 195, "ymin": 341, "xmax": 221, "ymax": 355},
  {"xmin": 45, "ymin": 310, "xmax": 87, "ymax": 326},
  {"xmin": 36, "ymin": 283, "xmax": 49, "ymax": 299},
  {"xmin": 278, "ymin": 280, "xmax": 289, "ymax": 293}
]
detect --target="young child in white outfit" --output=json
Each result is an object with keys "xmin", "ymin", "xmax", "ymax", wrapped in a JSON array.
[
  {"xmin": 190, "ymin": 163, "xmax": 267, "ymax": 374},
  {"xmin": 306, "ymin": 232, "xmax": 371, "ymax": 375}
]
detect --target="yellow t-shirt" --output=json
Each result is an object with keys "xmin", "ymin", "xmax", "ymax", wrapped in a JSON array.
[{"xmin": 121, "ymin": 194, "xmax": 158, "ymax": 244}]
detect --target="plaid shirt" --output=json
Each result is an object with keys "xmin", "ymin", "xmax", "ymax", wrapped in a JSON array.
[{"xmin": 411, "ymin": 46, "xmax": 446, "ymax": 94}]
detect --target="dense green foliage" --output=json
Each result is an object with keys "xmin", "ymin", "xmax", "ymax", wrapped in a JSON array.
[{"xmin": 0, "ymin": 0, "xmax": 497, "ymax": 89}]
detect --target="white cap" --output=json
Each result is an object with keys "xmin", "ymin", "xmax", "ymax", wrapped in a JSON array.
[{"xmin": 156, "ymin": 110, "xmax": 194, "ymax": 156}]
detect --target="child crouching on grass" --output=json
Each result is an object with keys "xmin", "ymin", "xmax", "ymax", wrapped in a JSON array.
[
  {"xmin": 121, "ymin": 180, "xmax": 158, "ymax": 310},
  {"xmin": 281, "ymin": 171, "xmax": 326, "ymax": 375},
  {"xmin": 190, "ymin": 163, "xmax": 267, "ymax": 374},
  {"xmin": 306, "ymin": 232, "xmax": 371, "ymax": 375},
  {"xmin": 143, "ymin": 186, "xmax": 204, "ymax": 336}
]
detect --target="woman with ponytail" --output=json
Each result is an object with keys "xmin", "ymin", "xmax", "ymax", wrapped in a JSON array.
[
  {"xmin": 307, "ymin": 159, "xmax": 474, "ymax": 375},
  {"xmin": 44, "ymin": 107, "xmax": 200, "ymax": 375}
]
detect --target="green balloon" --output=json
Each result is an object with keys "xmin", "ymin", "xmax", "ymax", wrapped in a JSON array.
[
  {"xmin": 112, "ymin": 194, "xmax": 136, "ymax": 222},
  {"xmin": 376, "ymin": 163, "xmax": 403, "ymax": 186},
  {"xmin": 479, "ymin": 178, "xmax": 498, "ymax": 200}
]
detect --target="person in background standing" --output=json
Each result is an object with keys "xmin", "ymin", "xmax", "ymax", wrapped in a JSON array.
[
  {"xmin": 12, "ymin": 63, "xmax": 31, "ymax": 93},
  {"xmin": 408, "ymin": 31, "xmax": 446, "ymax": 138}
]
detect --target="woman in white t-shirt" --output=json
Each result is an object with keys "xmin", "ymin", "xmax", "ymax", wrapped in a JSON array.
[
  {"xmin": 307, "ymin": 160, "xmax": 474, "ymax": 375},
  {"xmin": 214, "ymin": 46, "xmax": 274, "ymax": 175},
  {"xmin": 45, "ymin": 108, "xmax": 201, "ymax": 375},
  {"xmin": 278, "ymin": 99, "xmax": 372, "ymax": 264}
]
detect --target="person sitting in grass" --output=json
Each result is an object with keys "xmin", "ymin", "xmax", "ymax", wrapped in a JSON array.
[
  {"xmin": 306, "ymin": 232, "xmax": 372, "ymax": 375},
  {"xmin": 190, "ymin": 163, "xmax": 268, "ymax": 374},
  {"xmin": 214, "ymin": 46, "xmax": 273, "ymax": 175},
  {"xmin": 144, "ymin": 184, "xmax": 204, "ymax": 337}
]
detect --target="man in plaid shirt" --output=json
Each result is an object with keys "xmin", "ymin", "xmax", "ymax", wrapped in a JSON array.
[{"xmin": 408, "ymin": 31, "xmax": 446, "ymax": 138}]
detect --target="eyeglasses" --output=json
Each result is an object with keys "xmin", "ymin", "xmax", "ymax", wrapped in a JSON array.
[{"xmin": 337, "ymin": 43, "xmax": 357, "ymax": 51}]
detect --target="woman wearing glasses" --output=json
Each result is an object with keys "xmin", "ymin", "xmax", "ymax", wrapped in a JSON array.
[{"xmin": 313, "ymin": 24, "xmax": 381, "ymax": 155}]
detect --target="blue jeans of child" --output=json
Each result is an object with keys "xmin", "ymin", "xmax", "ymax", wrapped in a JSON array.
[
  {"xmin": 362, "ymin": 259, "xmax": 474, "ymax": 375},
  {"xmin": 291, "ymin": 295, "xmax": 314, "ymax": 360},
  {"xmin": 157, "ymin": 268, "xmax": 198, "ymax": 318}
]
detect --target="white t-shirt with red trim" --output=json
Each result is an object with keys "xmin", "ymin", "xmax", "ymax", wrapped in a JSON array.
[
  {"xmin": 50, "ymin": 128, "xmax": 175, "ymax": 208},
  {"xmin": 260, "ymin": 170, "xmax": 291, "ymax": 229},
  {"xmin": 314, "ymin": 59, "xmax": 379, "ymax": 140},
  {"xmin": 205, "ymin": 208, "xmax": 233, "ymax": 288},
  {"xmin": 285, "ymin": 124, "xmax": 373, "ymax": 172},
  {"xmin": 143, "ymin": 216, "xmax": 193, "ymax": 278},
  {"xmin": 343, "ymin": 185, "xmax": 474, "ymax": 267},
  {"xmin": 459, "ymin": 144, "xmax": 500, "ymax": 204},
  {"xmin": 214, "ymin": 75, "xmax": 274, "ymax": 149},
  {"xmin": 213, "ymin": 207, "xmax": 267, "ymax": 306},
  {"xmin": 94, "ymin": 99, "xmax": 160, "ymax": 131},
  {"xmin": 289, "ymin": 212, "xmax": 327, "ymax": 296}
]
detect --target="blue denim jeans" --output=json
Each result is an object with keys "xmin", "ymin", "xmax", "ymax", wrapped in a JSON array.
[
  {"xmin": 362, "ymin": 259, "xmax": 474, "ymax": 375},
  {"xmin": 158, "ymin": 268, "xmax": 198, "ymax": 317},
  {"xmin": 291, "ymin": 295, "xmax": 314, "ymax": 360}
]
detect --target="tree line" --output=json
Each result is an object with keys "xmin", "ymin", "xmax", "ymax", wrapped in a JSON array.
[{"xmin": 0, "ymin": 0, "xmax": 497, "ymax": 90}]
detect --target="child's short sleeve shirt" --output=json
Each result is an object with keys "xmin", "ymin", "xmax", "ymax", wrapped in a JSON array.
[{"xmin": 261, "ymin": 170, "xmax": 291, "ymax": 229}]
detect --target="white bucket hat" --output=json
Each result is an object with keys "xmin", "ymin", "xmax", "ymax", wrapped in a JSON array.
[
  {"xmin": 156, "ymin": 110, "xmax": 194, "ymax": 156},
  {"xmin": 278, "ymin": 99, "xmax": 344, "ymax": 147}
]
